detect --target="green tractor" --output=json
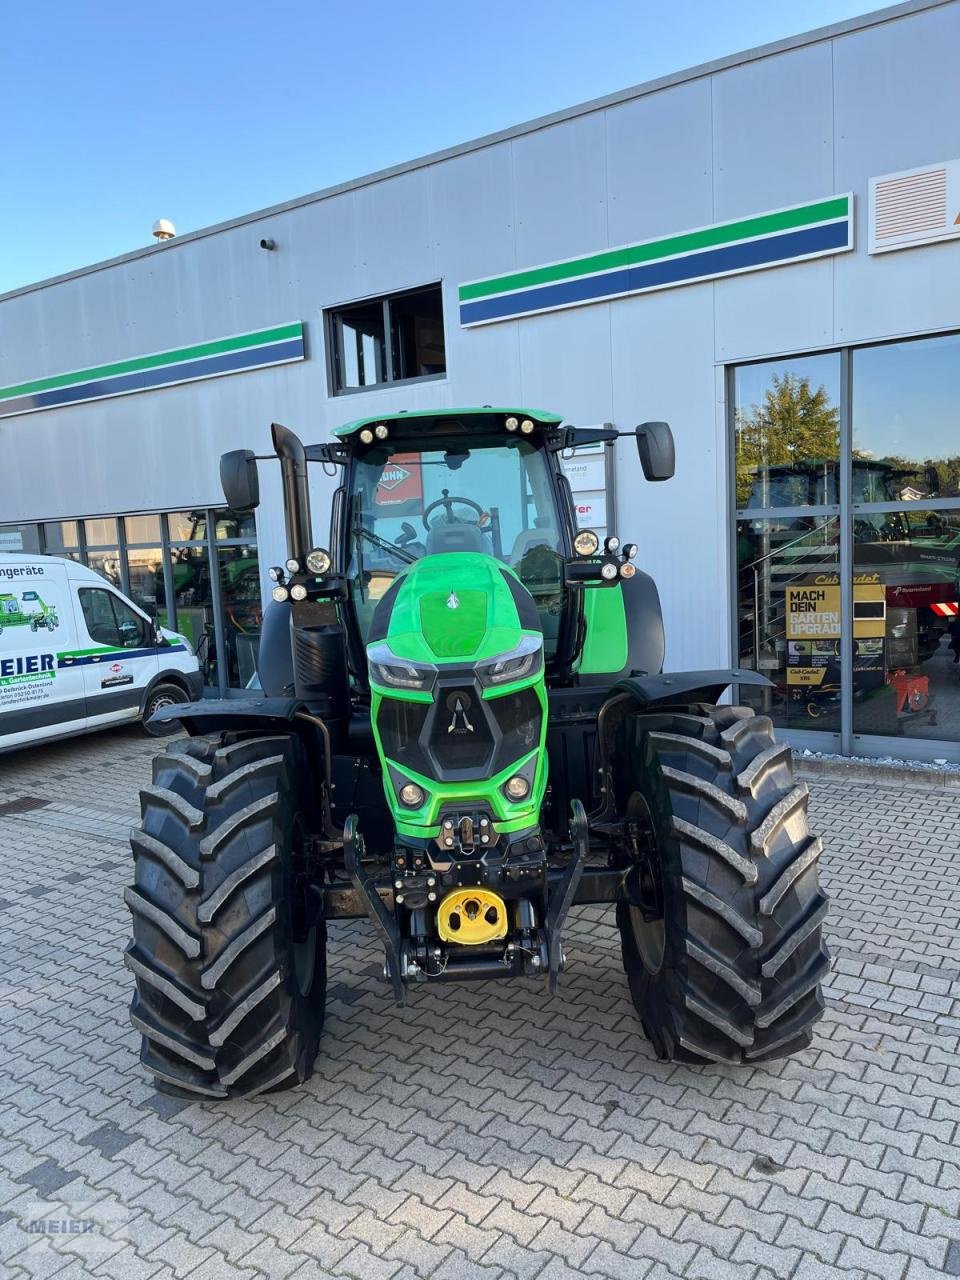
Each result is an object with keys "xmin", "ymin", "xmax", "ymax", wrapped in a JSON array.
[
  {"xmin": 126, "ymin": 408, "xmax": 829, "ymax": 1099},
  {"xmin": 0, "ymin": 590, "xmax": 59, "ymax": 634}
]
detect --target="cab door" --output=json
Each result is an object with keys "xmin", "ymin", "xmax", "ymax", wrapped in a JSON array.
[{"xmin": 75, "ymin": 585, "xmax": 160, "ymax": 725}]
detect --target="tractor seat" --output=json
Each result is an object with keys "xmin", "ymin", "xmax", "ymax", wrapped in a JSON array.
[
  {"xmin": 425, "ymin": 523, "xmax": 485, "ymax": 555},
  {"xmin": 510, "ymin": 519, "xmax": 557, "ymax": 565}
]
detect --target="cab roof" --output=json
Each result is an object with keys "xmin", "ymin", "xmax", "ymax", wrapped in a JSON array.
[{"xmin": 332, "ymin": 406, "xmax": 563, "ymax": 439}]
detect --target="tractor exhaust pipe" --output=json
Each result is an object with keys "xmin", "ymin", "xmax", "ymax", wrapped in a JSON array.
[{"xmin": 271, "ymin": 422, "xmax": 313, "ymax": 564}]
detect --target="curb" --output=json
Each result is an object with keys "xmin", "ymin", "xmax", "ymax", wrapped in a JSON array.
[{"xmin": 794, "ymin": 754, "xmax": 960, "ymax": 792}]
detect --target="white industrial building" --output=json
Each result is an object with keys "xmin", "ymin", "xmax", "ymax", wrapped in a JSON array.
[{"xmin": 1, "ymin": 0, "xmax": 959, "ymax": 758}]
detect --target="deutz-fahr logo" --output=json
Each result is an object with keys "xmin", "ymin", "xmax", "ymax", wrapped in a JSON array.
[{"xmin": 446, "ymin": 692, "xmax": 474, "ymax": 734}]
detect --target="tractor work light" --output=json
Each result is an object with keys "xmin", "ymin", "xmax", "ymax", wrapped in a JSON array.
[
  {"xmin": 399, "ymin": 782, "xmax": 425, "ymax": 808},
  {"xmin": 271, "ymin": 585, "xmax": 290, "ymax": 603},
  {"xmin": 600, "ymin": 562, "xmax": 618, "ymax": 581},
  {"xmin": 623, "ymin": 543, "xmax": 638, "ymax": 559},
  {"xmin": 574, "ymin": 529, "xmax": 600, "ymax": 557},
  {"xmin": 477, "ymin": 635, "xmax": 543, "ymax": 686},
  {"xmin": 619, "ymin": 562, "xmax": 637, "ymax": 579},
  {"xmin": 505, "ymin": 416, "xmax": 519, "ymax": 431},
  {"xmin": 290, "ymin": 583, "xmax": 308, "ymax": 601},
  {"xmin": 520, "ymin": 419, "xmax": 534, "ymax": 434},
  {"xmin": 504, "ymin": 775, "xmax": 530, "ymax": 801},
  {"xmin": 374, "ymin": 424, "xmax": 389, "ymax": 440},
  {"xmin": 359, "ymin": 428, "xmax": 375, "ymax": 444},
  {"xmin": 268, "ymin": 566, "xmax": 284, "ymax": 583},
  {"xmin": 306, "ymin": 547, "xmax": 332, "ymax": 576},
  {"xmin": 605, "ymin": 535, "xmax": 621, "ymax": 553},
  {"xmin": 285, "ymin": 557, "xmax": 300, "ymax": 574}
]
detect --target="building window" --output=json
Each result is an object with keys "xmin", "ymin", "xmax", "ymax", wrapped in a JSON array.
[
  {"xmin": 733, "ymin": 331, "xmax": 960, "ymax": 755},
  {"xmin": 326, "ymin": 284, "xmax": 446, "ymax": 394},
  {"xmin": 0, "ymin": 506, "xmax": 262, "ymax": 698}
]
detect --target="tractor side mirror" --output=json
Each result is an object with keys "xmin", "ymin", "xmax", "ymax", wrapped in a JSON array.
[
  {"xmin": 220, "ymin": 449, "xmax": 260, "ymax": 510},
  {"xmin": 635, "ymin": 422, "xmax": 675, "ymax": 482}
]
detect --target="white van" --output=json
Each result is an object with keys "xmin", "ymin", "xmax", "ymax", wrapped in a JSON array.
[{"xmin": 0, "ymin": 553, "xmax": 202, "ymax": 752}]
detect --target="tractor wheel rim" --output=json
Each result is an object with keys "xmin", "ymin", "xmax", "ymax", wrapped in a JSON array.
[
  {"xmin": 626, "ymin": 791, "xmax": 666, "ymax": 975},
  {"xmin": 293, "ymin": 926, "xmax": 317, "ymax": 996},
  {"xmin": 629, "ymin": 906, "xmax": 666, "ymax": 975}
]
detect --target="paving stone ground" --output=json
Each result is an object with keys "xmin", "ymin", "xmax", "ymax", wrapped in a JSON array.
[{"xmin": 0, "ymin": 725, "xmax": 958, "ymax": 1280}]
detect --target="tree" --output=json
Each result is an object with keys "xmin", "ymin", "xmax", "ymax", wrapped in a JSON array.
[{"xmin": 736, "ymin": 373, "xmax": 840, "ymax": 507}]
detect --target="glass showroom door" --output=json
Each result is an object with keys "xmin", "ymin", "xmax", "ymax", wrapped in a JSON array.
[{"xmin": 733, "ymin": 333, "xmax": 960, "ymax": 761}]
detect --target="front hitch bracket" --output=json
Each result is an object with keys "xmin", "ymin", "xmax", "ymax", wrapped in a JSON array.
[
  {"xmin": 544, "ymin": 799, "xmax": 587, "ymax": 994},
  {"xmin": 343, "ymin": 814, "xmax": 405, "ymax": 1005}
]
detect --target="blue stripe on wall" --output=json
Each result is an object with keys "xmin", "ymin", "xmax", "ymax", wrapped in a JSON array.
[
  {"xmin": 0, "ymin": 339, "xmax": 304, "ymax": 418},
  {"xmin": 459, "ymin": 221, "xmax": 850, "ymax": 326}
]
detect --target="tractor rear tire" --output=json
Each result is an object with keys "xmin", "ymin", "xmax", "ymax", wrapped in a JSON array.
[
  {"xmin": 616, "ymin": 705, "xmax": 829, "ymax": 1064},
  {"xmin": 125, "ymin": 733, "xmax": 326, "ymax": 1098}
]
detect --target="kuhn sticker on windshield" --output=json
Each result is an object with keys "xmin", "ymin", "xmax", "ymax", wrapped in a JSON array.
[{"xmin": 375, "ymin": 453, "xmax": 423, "ymax": 512}]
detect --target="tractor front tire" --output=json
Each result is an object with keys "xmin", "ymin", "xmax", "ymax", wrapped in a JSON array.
[
  {"xmin": 616, "ymin": 705, "xmax": 829, "ymax": 1064},
  {"xmin": 125, "ymin": 733, "xmax": 326, "ymax": 1098}
]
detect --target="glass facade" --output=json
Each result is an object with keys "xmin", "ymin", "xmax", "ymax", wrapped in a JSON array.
[
  {"xmin": 734, "ymin": 331, "xmax": 960, "ymax": 758},
  {"xmin": 0, "ymin": 507, "xmax": 260, "ymax": 696}
]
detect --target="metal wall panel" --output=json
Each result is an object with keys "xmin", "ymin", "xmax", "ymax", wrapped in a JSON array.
[
  {"xmin": 832, "ymin": 2, "xmax": 960, "ymax": 343},
  {"xmin": 510, "ymin": 114, "xmax": 608, "ymax": 267},
  {"xmin": 712, "ymin": 43, "xmax": 835, "ymax": 222},
  {"xmin": 608, "ymin": 285, "xmax": 725, "ymax": 672},
  {"xmin": 603, "ymin": 79, "xmax": 714, "ymax": 248}
]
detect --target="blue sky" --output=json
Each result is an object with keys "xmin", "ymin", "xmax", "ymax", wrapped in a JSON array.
[{"xmin": 1, "ymin": 0, "xmax": 883, "ymax": 294}]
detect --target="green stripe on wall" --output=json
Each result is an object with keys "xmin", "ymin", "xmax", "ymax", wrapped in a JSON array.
[
  {"xmin": 0, "ymin": 322, "xmax": 302, "ymax": 402},
  {"xmin": 459, "ymin": 196, "xmax": 850, "ymax": 302}
]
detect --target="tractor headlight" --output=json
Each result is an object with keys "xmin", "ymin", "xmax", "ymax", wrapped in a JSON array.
[
  {"xmin": 271, "ymin": 585, "xmax": 290, "ymax": 603},
  {"xmin": 374, "ymin": 424, "xmax": 389, "ymax": 440},
  {"xmin": 368, "ymin": 643, "xmax": 436, "ymax": 691},
  {"xmin": 285, "ymin": 557, "xmax": 300, "ymax": 574},
  {"xmin": 360, "ymin": 428, "xmax": 375, "ymax": 444},
  {"xmin": 477, "ymin": 635, "xmax": 543, "ymax": 687},
  {"xmin": 600, "ymin": 562, "xmax": 618, "ymax": 581},
  {"xmin": 290, "ymin": 583, "xmax": 308, "ymax": 601},
  {"xmin": 574, "ymin": 530, "xmax": 600, "ymax": 557},
  {"xmin": 504, "ymin": 775, "xmax": 530, "ymax": 801},
  {"xmin": 306, "ymin": 547, "xmax": 332, "ymax": 575},
  {"xmin": 399, "ymin": 782, "xmax": 425, "ymax": 807}
]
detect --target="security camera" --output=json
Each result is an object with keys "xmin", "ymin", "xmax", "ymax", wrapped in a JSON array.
[{"xmin": 259, "ymin": 238, "xmax": 276, "ymax": 251}]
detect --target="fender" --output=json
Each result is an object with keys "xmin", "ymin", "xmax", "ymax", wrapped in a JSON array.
[
  {"xmin": 150, "ymin": 696, "xmax": 302, "ymax": 735},
  {"xmin": 613, "ymin": 668, "xmax": 772, "ymax": 708},
  {"xmin": 139, "ymin": 667, "xmax": 204, "ymax": 716}
]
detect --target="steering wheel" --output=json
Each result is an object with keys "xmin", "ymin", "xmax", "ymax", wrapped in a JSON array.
[{"xmin": 422, "ymin": 490, "xmax": 485, "ymax": 530}]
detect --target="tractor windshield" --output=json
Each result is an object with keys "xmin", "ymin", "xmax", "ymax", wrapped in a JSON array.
[{"xmin": 347, "ymin": 434, "xmax": 567, "ymax": 655}]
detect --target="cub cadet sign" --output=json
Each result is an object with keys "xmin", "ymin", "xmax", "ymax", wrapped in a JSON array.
[{"xmin": 787, "ymin": 584, "xmax": 840, "ymax": 638}]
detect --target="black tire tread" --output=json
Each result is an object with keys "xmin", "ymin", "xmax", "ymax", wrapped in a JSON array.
[
  {"xmin": 617, "ymin": 705, "xmax": 830, "ymax": 1065},
  {"xmin": 126, "ymin": 733, "xmax": 325, "ymax": 1098}
]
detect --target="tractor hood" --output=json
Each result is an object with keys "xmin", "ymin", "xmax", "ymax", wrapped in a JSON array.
[{"xmin": 371, "ymin": 553, "xmax": 539, "ymax": 666}]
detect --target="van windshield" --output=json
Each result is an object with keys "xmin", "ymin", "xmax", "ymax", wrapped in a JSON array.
[{"xmin": 347, "ymin": 435, "xmax": 566, "ymax": 655}]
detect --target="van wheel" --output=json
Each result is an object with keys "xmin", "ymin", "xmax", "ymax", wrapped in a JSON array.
[{"xmin": 143, "ymin": 684, "xmax": 190, "ymax": 737}]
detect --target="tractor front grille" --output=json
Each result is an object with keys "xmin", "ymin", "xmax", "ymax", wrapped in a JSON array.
[
  {"xmin": 377, "ymin": 682, "xmax": 543, "ymax": 783},
  {"xmin": 377, "ymin": 698, "xmax": 431, "ymax": 776},
  {"xmin": 429, "ymin": 687, "xmax": 494, "ymax": 772}
]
